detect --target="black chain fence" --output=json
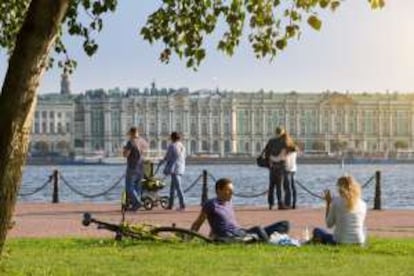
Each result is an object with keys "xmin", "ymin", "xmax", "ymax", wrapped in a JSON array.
[
  {"xmin": 59, "ymin": 173, "xmax": 125, "ymax": 198},
  {"xmin": 18, "ymin": 169, "xmax": 379, "ymax": 207},
  {"xmin": 19, "ymin": 177, "xmax": 52, "ymax": 197}
]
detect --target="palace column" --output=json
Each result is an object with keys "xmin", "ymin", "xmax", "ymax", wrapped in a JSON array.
[
  {"xmin": 142, "ymin": 100, "xmax": 148, "ymax": 138},
  {"xmin": 230, "ymin": 105, "xmax": 237, "ymax": 153},
  {"xmin": 196, "ymin": 102, "xmax": 202, "ymax": 152},
  {"xmin": 262, "ymin": 107, "xmax": 266, "ymax": 145},
  {"xmin": 208, "ymin": 105, "xmax": 213, "ymax": 151},
  {"xmin": 84, "ymin": 104, "xmax": 92, "ymax": 153},
  {"xmin": 156, "ymin": 106, "xmax": 162, "ymax": 152},
  {"xmin": 377, "ymin": 105, "xmax": 382, "ymax": 151},
  {"xmin": 103, "ymin": 103, "xmax": 112, "ymax": 155},
  {"xmin": 219, "ymin": 107, "xmax": 225, "ymax": 157},
  {"xmin": 250, "ymin": 109, "xmax": 255, "ymax": 156}
]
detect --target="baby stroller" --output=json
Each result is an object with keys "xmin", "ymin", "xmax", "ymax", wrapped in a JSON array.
[{"xmin": 121, "ymin": 160, "xmax": 169, "ymax": 211}]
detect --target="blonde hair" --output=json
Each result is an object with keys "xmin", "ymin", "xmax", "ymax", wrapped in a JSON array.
[
  {"xmin": 281, "ymin": 132, "xmax": 296, "ymax": 152},
  {"xmin": 337, "ymin": 176, "xmax": 361, "ymax": 211}
]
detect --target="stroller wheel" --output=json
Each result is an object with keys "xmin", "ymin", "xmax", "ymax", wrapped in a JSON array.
[
  {"xmin": 160, "ymin": 197, "xmax": 170, "ymax": 209},
  {"xmin": 143, "ymin": 197, "xmax": 154, "ymax": 210}
]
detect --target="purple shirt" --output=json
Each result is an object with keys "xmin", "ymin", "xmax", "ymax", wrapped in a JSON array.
[{"xmin": 202, "ymin": 198, "xmax": 240, "ymax": 238}]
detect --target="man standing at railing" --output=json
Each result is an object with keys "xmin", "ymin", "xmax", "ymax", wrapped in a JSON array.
[
  {"xmin": 123, "ymin": 127, "xmax": 149, "ymax": 211},
  {"xmin": 263, "ymin": 127, "xmax": 288, "ymax": 210}
]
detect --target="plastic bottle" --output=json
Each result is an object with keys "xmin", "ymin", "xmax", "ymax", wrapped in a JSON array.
[{"xmin": 302, "ymin": 226, "xmax": 310, "ymax": 243}]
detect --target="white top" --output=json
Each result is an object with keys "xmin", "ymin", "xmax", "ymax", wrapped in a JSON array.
[
  {"xmin": 326, "ymin": 196, "xmax": 367, "ymax": 244},
  {"xmin": 270, "ymin": 149, "xmax": 297, "ymax": 172},
  {"xmin": 285, "ymin": 151, "xmax": 297, "ymax": 172}
]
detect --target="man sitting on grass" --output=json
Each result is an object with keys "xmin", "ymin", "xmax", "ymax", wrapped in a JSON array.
[{"xmin": 191, "ymin": 178, "xmax": 289, "ymax": 242}]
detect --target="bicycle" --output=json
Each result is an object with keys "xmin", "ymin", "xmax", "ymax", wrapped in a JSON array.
[{"xmin": 82, "ymin": 212, "xmax": 213, "ymax": 243}]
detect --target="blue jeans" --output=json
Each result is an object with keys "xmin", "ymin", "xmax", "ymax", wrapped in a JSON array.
[
  {"xmin": 246, "ymin": 220, "xmax": 290, "ymax": 241},
  {"xmin": 168, "ymin": 174, "xmax": 185, "ymax": 209},
  {"xmin": 283, "ymin": 171, "xmax": 296, "ymax": 208},
  {"xmin": 125, "ymin": 172, "xmax": 142, "ymax": 208},
  {"xmin": 312, "ymin": 228, "xmax": 337, "ymax": 245},
  {"xmin": 221, "ymin": 221, "xmax": 290, "ymax": 243},
  {"xmin": 269, "ymin": 164, "xmax": 284, "ymax": 208}
]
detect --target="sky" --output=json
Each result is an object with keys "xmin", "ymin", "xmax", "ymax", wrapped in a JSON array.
[{"xmin": 1, "ymin": 1, "xmax": 414, "ymax": 94}]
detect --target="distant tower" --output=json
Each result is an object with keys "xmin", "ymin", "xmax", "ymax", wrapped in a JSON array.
[
  {"xmin": 60, "ymin": 73, "xmax": 71, "ymax": 95},
  {"xmin": 150, "ymin": 80, "xmax": 156, "ymax": 95}
]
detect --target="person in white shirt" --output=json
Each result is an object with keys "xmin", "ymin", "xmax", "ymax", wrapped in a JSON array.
[
  {"xmin": 312, "ymin": 175, "xmax": 367, "ymax": 245},
  {"xmin": 271, "ymin": 132, "xmax": 298, "ymax": 209},
  {"xmin": 280, "ymin": 133, "xmax": 298, "ymax": 209}
]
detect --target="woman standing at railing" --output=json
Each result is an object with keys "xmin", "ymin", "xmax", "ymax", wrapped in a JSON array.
[{"xmin": 282, "ymin": 133, "xmax": 298, "ymax": 209}]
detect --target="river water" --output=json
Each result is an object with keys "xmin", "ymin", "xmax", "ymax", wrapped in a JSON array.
[{"xmin": 19, "ymin": 164, "xmax": 413, "ymax": 209}]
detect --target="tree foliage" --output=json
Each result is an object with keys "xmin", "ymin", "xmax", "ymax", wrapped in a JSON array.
[
  {"xmin": 0, "ymin": 0, "xmax": 118, "ymax": 73},
  {"xmin": 1, "ymin": 0, "xmax": 385, "ymax": 72},
  {"xmin": 394, "ymin": 140, "xmax": 408, "ymax": 150},
  {"xmin": 141, "ymin": 0, "xmax": 385, "ymax": 69},
  {"xmin": 330, "ymin": 139, "xmax": 347, "ymax": 152},
  {"xmin": 312, "ymin": 140, "xmax": 325, "ymax": 151}
]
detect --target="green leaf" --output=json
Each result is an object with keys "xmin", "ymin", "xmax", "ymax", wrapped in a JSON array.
[
  {"xmin": 307, "ymin": 15, "xmax": 322, "ymax": 31},
  {"xmin": 186, "ymin": 58, "xmax": 194, "ymax": 68},
  {"xmin": 275, "ymin": 39, "xmax": 286, "ymax": 50},
  {"xmin": 369, "ymin": 0, "xmax": 385, "ymax": 9},
  {"xmin": 286, "ymin": 25, "xmax": 296, "ymax": 38},
  {"xmin": 330, "ymin": 1, "xmax": 341, "ymax": 11},
  {"xmin": 319, "ymin": 0, "xmax": 330, "ymax": 8}
]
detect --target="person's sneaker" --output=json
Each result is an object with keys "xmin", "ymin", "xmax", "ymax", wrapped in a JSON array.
[{"xmin": 176, "ymin": 207, "xmax": 185, "ymax": 212}]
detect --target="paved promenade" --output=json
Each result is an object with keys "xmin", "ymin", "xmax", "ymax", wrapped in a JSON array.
[{"xmin": 9, "ymin": 203, "xmax": 414, "ymax": 239}]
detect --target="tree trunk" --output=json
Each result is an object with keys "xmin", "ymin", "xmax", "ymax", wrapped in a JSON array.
[{"xmin": 0, "ymin": 0, "xmax": 69, "ymax": 254}]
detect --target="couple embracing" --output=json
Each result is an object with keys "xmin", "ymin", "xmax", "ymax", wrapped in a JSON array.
[{"xmin": 261, "ymin": 127, "xmax": 298, "ymax": 210}]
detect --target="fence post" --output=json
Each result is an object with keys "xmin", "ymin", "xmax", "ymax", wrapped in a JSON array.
[
  {"xmin": 373, "ymin": 170, "xmax": 381, "ymax": 210},
  {"xmin": 52, "ymin": 169, "xmax": 59, "ymax": 203},
  {"xmin": 201, "ymin": 170, "xmax": 208, "ymax": 206}
]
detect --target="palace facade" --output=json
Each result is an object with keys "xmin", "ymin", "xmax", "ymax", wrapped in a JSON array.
[{"xmin": 30, "ymin": 77, "xmax": 414, "ymax": 158}]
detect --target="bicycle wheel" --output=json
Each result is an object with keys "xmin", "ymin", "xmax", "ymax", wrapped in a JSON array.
[{"xmin": 150, "ymin": 226, "xmax": 213, "ymax": 243}]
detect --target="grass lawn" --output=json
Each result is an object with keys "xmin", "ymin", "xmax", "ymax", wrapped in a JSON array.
[{"xmin": 1, "ymin": 237, "xmax": 413, "ymax": 276}]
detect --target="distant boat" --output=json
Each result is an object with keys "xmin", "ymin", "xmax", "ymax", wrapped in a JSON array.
[
  {"xmin": 347, "ymin": 157, "xmax": 396, "ymax": 164},
  {"xmin": 101, "ymin": 157, "xmax": 125, "ymax": 165},
  {"xmin": 101, "ymin": 150, "xmax": 163, "ymax": 165},
  {"xmin": 73, "ymin": 151, "xmax": 104, "ymax": 164}
]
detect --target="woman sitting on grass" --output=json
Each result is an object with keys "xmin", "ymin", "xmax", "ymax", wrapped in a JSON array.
[{"xmin": 312, "ymin": 175, "xmax": 367, "ymax": 245}]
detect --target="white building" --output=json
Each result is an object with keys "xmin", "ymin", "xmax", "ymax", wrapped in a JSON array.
[{"xmin": 31, "ymin": 78, "xmax": 414, "ymax": 158}]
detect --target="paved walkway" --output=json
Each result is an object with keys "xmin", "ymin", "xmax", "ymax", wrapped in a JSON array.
[{"xmin": 9, "ymin": 203, "xmax": 414, "ymax": 239}]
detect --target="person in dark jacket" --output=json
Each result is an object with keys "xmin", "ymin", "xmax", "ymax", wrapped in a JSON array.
[
  {"xmin": 123, "ymin": 127, "xmax": 148, "ymax": 211},
  {"xmin": 263, "ymin": 127, "xmax": 288, "ymax": 210}
]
